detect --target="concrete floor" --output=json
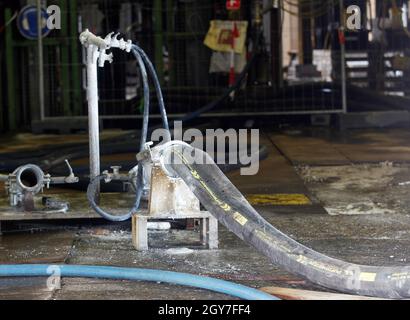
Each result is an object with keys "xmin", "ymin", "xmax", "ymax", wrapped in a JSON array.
[{"xmin": 2, "ymin": 127, "xmax": 410, "ymax": 299}]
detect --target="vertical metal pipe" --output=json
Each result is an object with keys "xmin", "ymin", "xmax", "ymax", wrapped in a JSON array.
[
  {"xmin": 166, "ymin": 0, "xmax": 176, "ymax": 86},
  {"xmin": 37, "ymin": 0, "xmax": 45, "ymax": 120},
  {"xmin": 70, "ymin": 0, "xmax": 82, "ymax": 116},
  {"xmin": 0, "ymin": 29, "xmax": 3, "ymax": 131},
  {"xmin": 60, "ymin": 0, "xmax": 71, "ymax": 116},
  {"xmin": 299, "ymin": 0, "xmax": 313, "ymax": 64},
  {"xmin": 153, "ymin": 0, "xmax": 164, "ymax": 84},
  {"xmin": 339, "ymin": 0, "xmax": 348, "ymax": 113},
  {"xmin": 86, "ymin": 45, "xmax": 101, "ymax": 196},
  {"xmin": 5, "ymin": 9, "xmax": 16, "ymax": 130}
]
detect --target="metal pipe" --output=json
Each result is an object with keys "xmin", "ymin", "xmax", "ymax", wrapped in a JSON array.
[
  {"xmin": 37, "ymin": 0, "xmax": 45, "ymax": 120},
  {"xmin": 86, "ymin": 49, "xmax": 150, "ymax": 222},
  {"xmin": 14, "ymin": 164, "xmax": 44, "ymax": 192},
  {"xmin": 80, "ymin": 30, "xmax": 133, "ymax": 202},
  {"xmin": 153, "ymin": 0, "xmax": 164, "ymax": 84},
  {"xmin": 86, "ymin": 45, "xmax": 101, "ymax": 197},
  {"xmin": 42, "ymin": 108, "xmax": 345, "ymax": 121},
  {"xmin": 340, "ymin": 0, "xmax": 348, "ymax": 113}
]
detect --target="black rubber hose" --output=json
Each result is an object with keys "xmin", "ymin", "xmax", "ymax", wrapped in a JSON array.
[
  {"xmin": 166, "ymin": 144, "xmax": 410, "ymax": 299},
  {"xmin": 175, "ymin": 30, "xmax": 263, "ymax": 123},
  {"xmin": 132, "ymin": 43, "xmax": 171, "ymax": 139},
  {"xmin": 133, "ymin": 49, "xmax": 151, "ymax": 150},
  {"xmin": 87, "ymin": 166, "xmax": 143, "ymax": 222},
  {"xmin": 87, "ymin": 49, "xmax": 149, "ymax": 222},
  {"xmin": 178, "ymin": 51, "xmax": 257, "ymax": 123},
  {"xmin": 87, "ymin": 43, "xmax": 177, "ymax": 221}
]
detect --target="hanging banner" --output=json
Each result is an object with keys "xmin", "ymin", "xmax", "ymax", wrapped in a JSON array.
[{"xmin": 204, "ymin": 20, "xmax": 248, "ymax": 54}]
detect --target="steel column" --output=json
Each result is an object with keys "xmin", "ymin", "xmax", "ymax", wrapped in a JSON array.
[
  {"xmin": 86, "ymin": 45, "xmax": 101, "ymax": 193},
  {"xmin": 37, "ymin": 0, "xmax": 45, "ymax": 120},
  {"xmin": 5, "ymin": 9, "xmax": 17, "ymax": 130},
  {"xmin": 340, "ymin": 0, "xmax": 347, "ymax": 113},
  {"xmin": 153, "ymin": 0, "xmax": 164, "ymax": 84},
  {"xmin": 69, "ymin": 0, "xmax": 82, "ymax": 116},
  {"xmin": 60, "ymin": 0, "xmax": 71, "ymax": 116}
]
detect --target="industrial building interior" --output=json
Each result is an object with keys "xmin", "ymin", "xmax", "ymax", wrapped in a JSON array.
[{"xmin": 2, "ymin": 0, "xmax": 410, "ymax": 302}]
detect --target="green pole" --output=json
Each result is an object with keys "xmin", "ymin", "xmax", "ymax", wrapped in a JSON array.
[
  {"xmin": 5, "ymin": 8, "xmax": 17, "ymax": 130},
  {"xmin": 153, "ymin": 0, "xmax": 164, "ymax": 84},
  {"xmin": 0, "ymin": 50, "xmax": 3, "ymax": 131},
  {"xmin": 69, "ymin": 0, "xmax": 82, "ymax": 115},
  {"xmin": 166, "ymin": 0, "xmax": 176, "ymax": 86},
  {"xmin": 60, "ymin": 0, "xmax": 71, "ymax": 116}
]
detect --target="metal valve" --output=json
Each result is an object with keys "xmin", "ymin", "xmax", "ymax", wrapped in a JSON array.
[
  {"xmin": 104, "ymin": 32, "xmax": 132, "ymax": 52},
  {"xmin": 79, "ymin": 30, "xmax": 132, "ymax": 68}
]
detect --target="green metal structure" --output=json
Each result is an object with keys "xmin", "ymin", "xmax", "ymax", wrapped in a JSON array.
[
  {"xmin": 4, "ymin": 1, "xmax": 82, "ymax": 130},
  {"xmin": 153, "ymin": 0, "xmax": 164, "ymax": 85},
  {"xmin": 5, "ymin": 8, "xmax": 17, "ymax": 131}
]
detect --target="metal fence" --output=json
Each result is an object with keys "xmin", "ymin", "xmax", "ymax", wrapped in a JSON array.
[
  {"xmin": 10, "ymin": 0, "xmax": 402, "ymax": 131},
  {"xmin": 90, "ymin": 0, "xmax": 346, "ymax": 118}
]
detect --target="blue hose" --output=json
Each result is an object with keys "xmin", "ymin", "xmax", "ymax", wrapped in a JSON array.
[{"xmin": 0, "ymin": 264, "xmax": 278, "ymax": 300}]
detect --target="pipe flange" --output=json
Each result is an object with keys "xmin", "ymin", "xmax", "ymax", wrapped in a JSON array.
[{"xmin": 14, "ymin": 164, "xmax": 46, "ymax": 194}]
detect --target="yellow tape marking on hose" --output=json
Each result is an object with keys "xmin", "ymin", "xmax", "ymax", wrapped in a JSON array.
[
  {"xmin": 173, "ymin": 150, "xmax": 244, "ymax": 225},
  {"xmin": 256, "ymin": 231, "xmax": 348, "ymax": 275},
  {"xmin": 388, "ymin": 272, "xmax": 410, "ymax": 281},
  {"xmin": 174, "ymin": 152, "xmax": 223, "ymax": 205},
  {"xmin": 232, "ymin": 212, "xmax": 248, "ymax": 226},
  {"xmin": 254, "ymin": 229, "xmax": 292, "ymax": 254},
  {"xmin": 296, "ymin": 255, "xmax": 346, "ymax": 275},
  {"xmin": 359, "ymin": 272, "xmax": 377, "ymax": 282}
]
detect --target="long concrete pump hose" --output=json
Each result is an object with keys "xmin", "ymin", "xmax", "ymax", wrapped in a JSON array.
[{"xmin": 163, "ymin": 143, "xmax": 410, "ymax": 299}]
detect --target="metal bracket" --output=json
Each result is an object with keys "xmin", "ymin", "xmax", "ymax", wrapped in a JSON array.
[
  {"xmin": 1, "ymin": 161, "xmax": 78, "ymax": 213},
  {"xmin": 131, "ymin": 141, "xmax": 219, "ymax": 251},
  {"xmin": 79, "ymin": 29, "xmax": 133, "ymax": 200},
  {"xmin": 132, "ymin": 212, "xmax": 218, "ymax": 251}
]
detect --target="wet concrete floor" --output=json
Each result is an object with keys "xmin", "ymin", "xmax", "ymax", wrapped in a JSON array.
[{"xmin": 1, "ymin": 128, "xmax": 410, "ymax": 299}]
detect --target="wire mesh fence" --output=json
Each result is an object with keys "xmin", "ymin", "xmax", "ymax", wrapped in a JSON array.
[{"xmin": 11, "ymin": 0, "xmax": 410, "ymax": 129}]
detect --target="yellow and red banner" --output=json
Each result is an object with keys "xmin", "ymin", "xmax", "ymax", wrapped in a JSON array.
[{"xmin": 204, "ymin": 20, "xmax": 248, "ymax": 54}]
